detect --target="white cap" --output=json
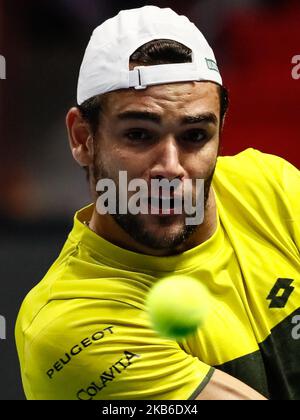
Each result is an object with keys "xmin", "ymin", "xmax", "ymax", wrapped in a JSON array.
[{"xmin": 77, "ymin": 6, "xmax": 222, "ymax": 105}]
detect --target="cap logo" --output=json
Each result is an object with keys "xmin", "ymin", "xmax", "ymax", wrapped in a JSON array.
[{"xmin": 205, "ymin": 58, "xmax": 219, "ymax": 73}]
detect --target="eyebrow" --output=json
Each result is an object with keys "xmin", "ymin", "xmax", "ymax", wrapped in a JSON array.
[
  {"xmin": 117, "ymin": 111, "xmax": 218, "ymax": 126},
  {"xmin": 182, "ymin": 113, "xmax": 218, "ymax": 126},
  {"xmin": 118, "ymin": 111, "xmax": 161, "ymax": 123}
]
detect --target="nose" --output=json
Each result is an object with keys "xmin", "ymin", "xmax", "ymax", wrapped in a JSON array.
[{"xmin": 149, "ymin": 136, "xmax": 185, "ymax": 180}]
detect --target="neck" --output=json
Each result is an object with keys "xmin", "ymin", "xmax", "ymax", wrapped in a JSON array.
[{"xmin": 88, "ymin": 188, "xmax": 217, "ymax": 256}]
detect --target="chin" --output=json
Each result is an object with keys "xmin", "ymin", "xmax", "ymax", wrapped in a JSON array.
[{"xmin": 112, "ymin": 212, "xmax": 196, "ymax": 251}]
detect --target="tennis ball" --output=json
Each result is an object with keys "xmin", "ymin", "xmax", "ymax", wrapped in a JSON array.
[{"xmin": 146, "ymin": 275, "xmax": 209, "ymax": 340}]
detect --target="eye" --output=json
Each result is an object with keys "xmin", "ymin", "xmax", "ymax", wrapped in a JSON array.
[
  {"xmin": 124, "ymin": 129, "xmax": 153, "ymax": 142},
  {"xmin": 180, "ymin": 129, "xmax": 207, "ymax": 144}
]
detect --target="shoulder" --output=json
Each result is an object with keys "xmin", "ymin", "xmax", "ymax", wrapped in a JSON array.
[
  {"xmin": 214, "ymin": 148, "xmax": 299, "ymax": 207},
  {"xmin": 16, "ymin": 297, "xmax": 211, "ymax": 400},
  {"xmin": 214, "ymin": 148, "xmax": 300, "ymax": 206},
  {"xmin": 216, "ymin": 148, "xmax": 289, "ymax": 183},
  {"xmin": 213, "ymin": 148, "xmax": 300, "ymax": 254}
]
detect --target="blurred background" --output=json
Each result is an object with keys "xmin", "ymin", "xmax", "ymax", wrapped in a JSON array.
[{"xmin": 0, "ymin": 0, "xmax": 299, "ymax": 399}]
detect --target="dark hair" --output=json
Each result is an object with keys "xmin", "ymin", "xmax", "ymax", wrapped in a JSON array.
[{"xmin": 78, "ymin": 39, "xmax": 229, "ymax": 179}]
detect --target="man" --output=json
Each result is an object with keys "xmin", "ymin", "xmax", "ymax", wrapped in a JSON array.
[{"xmin": 16, "ymin": 6, "xmax": 300, "ymax": 400}]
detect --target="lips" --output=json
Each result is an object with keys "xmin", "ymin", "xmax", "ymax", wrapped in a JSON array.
[{"xmin": 145, "ymin": 195, "xmax": 183, "ymax": 215}]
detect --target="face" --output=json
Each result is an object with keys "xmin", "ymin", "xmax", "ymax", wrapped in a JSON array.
[{"xmin": 91, "ymin": 81, "xmax": 221, "ymax": 251}]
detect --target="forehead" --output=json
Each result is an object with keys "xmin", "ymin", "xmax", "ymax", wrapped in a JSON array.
[{"xmin": 103, "ymin": 82, "xmax": 220, "ymax": 118}]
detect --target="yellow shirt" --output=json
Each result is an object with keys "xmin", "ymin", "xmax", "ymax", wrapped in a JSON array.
[{"xmin": 15, "ymin": 148, "xmax": 300, "ymax": 400}]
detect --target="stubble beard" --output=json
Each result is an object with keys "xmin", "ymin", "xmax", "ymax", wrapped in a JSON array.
[{"xmin": 92, "ymin": 153, "xmax": 216, "ymax": 252}]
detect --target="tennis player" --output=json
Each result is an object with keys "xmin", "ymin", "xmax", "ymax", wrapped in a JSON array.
[{"xmin": 16, "ymin": 6, "xmax": 299, "ymax": 400}]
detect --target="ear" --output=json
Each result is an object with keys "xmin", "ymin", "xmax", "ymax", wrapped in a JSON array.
[{"xmin": 66, "ymin": 107, "xmax": 94, "ymax": 167}]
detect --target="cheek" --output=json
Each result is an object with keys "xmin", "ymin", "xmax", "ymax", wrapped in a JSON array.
[
  {"xmin": 191, "ymin": 141, "xmax": 219, "ymax": 179},
  {"xmin": 103, "ymin": 146, "xmax": 146, "ymax": 179}
]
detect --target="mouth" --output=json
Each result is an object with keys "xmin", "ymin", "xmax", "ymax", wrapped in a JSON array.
[{"xmin": 146, "ymin": 196, "xmax": 183, "ymax": 216}]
